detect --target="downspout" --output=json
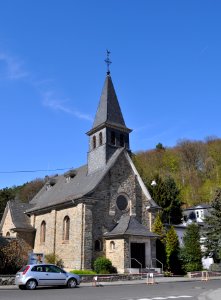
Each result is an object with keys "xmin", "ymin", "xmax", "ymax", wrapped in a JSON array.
[
  {"xmin": 80, "ymin": 203, "xmax": 85, "ymax": 270},
  {"xmin": 53, "ymin": 210, "xmax": 57, "ymax": 255}
]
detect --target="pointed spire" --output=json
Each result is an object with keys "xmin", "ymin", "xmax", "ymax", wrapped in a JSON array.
[{"xmin": 88, "ymin": 74, "xmax": 131, "ymax": 134}]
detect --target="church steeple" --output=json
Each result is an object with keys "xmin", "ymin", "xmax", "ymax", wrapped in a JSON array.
[
  {"xmin": 89, "ymin": 74, "xmax": 131, "ymax": 134},
  {"xmin": 87, "ymin": 55, "xmax": 132, "ymax": 174}
]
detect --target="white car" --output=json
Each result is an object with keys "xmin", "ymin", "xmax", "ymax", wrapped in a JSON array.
[{"xmin": 15, "ymin": 264, "xmax": 81, "ymax": 290}]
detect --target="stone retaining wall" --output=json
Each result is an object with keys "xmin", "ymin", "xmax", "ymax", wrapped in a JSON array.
[
  {"xmin": 0, "ymin": 275, "xmax": 15, "ymax": 285},
  {"xmin": 0, "ymin": 273, "xmax": 143, "ymax": 285}
]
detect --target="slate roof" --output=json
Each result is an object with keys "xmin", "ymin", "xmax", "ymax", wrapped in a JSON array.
[
  {"xmin": 27, "ymin": 148, "xmax": 159, "ymax": 213},
  {"xmin": 27, "ymin": 148, "xmax": 125, "ymax": 212},
  {"xmin": 9, "ymin": 200, "xmax": 34, "ymax": 230},
  {"xmin": 104, "ymin": 214, "xmax": 158, "ymax": 238},
  {"xmin": 183, "ymin": 204, "xmax": 211, "ymax": 211},
  {"xmin": 87, "ymin": 75, "xmax": 132, "ymax": 134},
  {"xmin": 0, "ymin": 200, "xmax": 34, "ymax": 232}
]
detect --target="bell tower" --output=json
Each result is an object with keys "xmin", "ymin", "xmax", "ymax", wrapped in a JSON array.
[{"xmin": 87, "ymin": 52, "xmax": 132, "ymax": 174}]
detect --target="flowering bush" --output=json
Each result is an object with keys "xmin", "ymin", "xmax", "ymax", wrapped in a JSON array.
[{"xmin": 0, "ymin": 237, "xmax": 29, "ymax": 274}]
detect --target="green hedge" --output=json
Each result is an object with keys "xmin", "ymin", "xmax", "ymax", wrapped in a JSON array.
[
  {"xmin": 70, "ymin": 270, "xmax": 96, "ymax": 275},
  {"xmin": 93, "ymin": 257, "xmax": 117, "ymax": 274}
]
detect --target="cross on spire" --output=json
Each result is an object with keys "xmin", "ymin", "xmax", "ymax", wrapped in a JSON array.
[{"xmin": 104, "ymin": 50, "xmax": 112, "ymax": 75}]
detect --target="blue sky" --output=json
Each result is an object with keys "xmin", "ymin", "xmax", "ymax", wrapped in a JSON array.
[{"xmin": 0, "ymin": 0, "xmax": 221, "ymax": 188}]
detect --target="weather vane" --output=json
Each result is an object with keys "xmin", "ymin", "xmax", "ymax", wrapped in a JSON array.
[{"xmin": 104, "ymin": 50, "xmax": 112, "ymax": 75}]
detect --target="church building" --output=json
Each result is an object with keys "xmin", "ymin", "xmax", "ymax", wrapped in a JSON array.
[{"xmin": 0, "ymin": 64, "xmax": 160, "ymax": 273}]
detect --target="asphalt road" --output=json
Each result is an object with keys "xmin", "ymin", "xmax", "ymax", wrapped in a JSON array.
[{"xmin": 0, "ymin": 281, "xmax": 220, "ymax": 300}]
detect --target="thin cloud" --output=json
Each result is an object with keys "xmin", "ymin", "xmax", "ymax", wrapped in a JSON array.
[
  {"xmin": 0, "ymin": 52, "xmax": 28, "ymax": 80},
  {"xmin": 42, "ymin": 91, "xmax": 93, "ymax": 121},
  {"xmin": 0, "ymin": 50, "xmax": 92, "ymax": 122},
  {"xmin": 133, "ymin": 124, "xmax": 155, "ymax": 133}
]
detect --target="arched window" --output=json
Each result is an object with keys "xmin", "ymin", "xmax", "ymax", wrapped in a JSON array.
[
  {"xmin": 99, "ymin": 132, "xmax": 103, "ymax": 146},
  {"xmin": 40, "ymin": 221, "xmax": 46, "ymax": 243},
  {"xmin": 94, "ymin": 239, "xmax": 102, "ymax": 251},
  {"xmin": 93, "ymin": 135, "xmax": 96, "ymax": 149},
  {"xmin": 111, "ymin": 131, "xmax": 116, "ymax": 145},
  {"xmin": 63, "ymin": 216, "xmax": 70, "ymax": 241},
  {"xmin": 6, "ymin": 231, "xmax": 10, "ymax": 237},
  {"xmin": 110, "ymin": 241, "xmax": 115, "ymax": 250}
]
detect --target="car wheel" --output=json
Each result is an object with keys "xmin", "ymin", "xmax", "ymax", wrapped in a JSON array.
[
  {"xmin": 67, "ymin": 278, "xmax": 77, "ymax": 288},
  {"xmin": 18, "ymin": 285, "xmax": 26, "ymax": 290},
  {"xmin": 25, "ymin": 279, "xmax": 37, "ymax": 290}
]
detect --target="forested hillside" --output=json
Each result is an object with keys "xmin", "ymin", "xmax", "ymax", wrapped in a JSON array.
[
  {"xmin": 133, "ymin": 138, "xmax": 221, "ymax": 207},
  {"xmin": 1, "ymin": 137, "xmax": 220, "ymax": 220},
  {"xmin": 0, "ymin": 179, "xmax": 44, "ymax": 221}
]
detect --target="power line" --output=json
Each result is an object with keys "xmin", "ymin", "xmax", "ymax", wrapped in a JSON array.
[{"xmin": 0, "ymin": 167, "xmax": 72, "ymax": 174}]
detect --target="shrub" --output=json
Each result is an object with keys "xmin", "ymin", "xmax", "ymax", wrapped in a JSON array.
[
  {"xmin": 45, "ymin": 253, "xmax": 64, "ymax": 268},
  {"xmin": 70, "ymin": 270, "xmax": 96, "ymax": 275},
  {"xmin": 180, "ymin": 223, "xmax": 202, "ymax": 272},
  {"xmin": 184, "ymin": 262, "xmax": 202, "ymax": 272},
  {"xmin": 165, "ymin": 226, "xmax": 182, "ymax": 274},
  {"xmin": 93, "ymin": 257, "xmax": 117, "ymax": 274},
  {"xmin": 209, "ymin": 263, "xmax": 221, "ymax": 272},
  {"xmin": 163, "ymin": 271, "xmax": 173, "ymax": 277},
  {"xmin": 0, "ymin": 237, "xmax": 29, "ymax": 274}
]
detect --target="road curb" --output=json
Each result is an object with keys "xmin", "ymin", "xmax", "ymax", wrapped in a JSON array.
[{"xmin": 1, "ymin": 276, "xmax": 221, "ymax": 289}]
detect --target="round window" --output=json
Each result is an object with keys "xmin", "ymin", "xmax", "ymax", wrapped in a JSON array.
[{"xmin": 116, "ymin": 195, "xmax": 128, "ymax": 211}]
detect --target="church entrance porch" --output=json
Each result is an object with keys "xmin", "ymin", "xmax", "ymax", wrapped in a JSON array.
[
  {"xmin": 130, "ymin": 242, "xmax": 145, "ymax": 268},
  {"xmin": 129, "ymin": 238, "xmax": 152, "ymax": 271},
  {"xmin": 104, "ymin": 215, "xmax": 158, "ymax": 273}
]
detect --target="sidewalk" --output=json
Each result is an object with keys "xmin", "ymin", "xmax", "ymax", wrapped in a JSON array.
[
  {"xmin": 82, "ymin": 275, "xmax": 221, "ymax": 286},
  {"xmin": 1, "ymin": 275, "xmax": 221, "ymax": 289}
]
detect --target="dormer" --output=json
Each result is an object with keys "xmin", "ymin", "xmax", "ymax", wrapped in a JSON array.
[
  {"xmin": 64, "ymin": 169, "xmax": 77, "ymax": 183},
  {"xmin": 45, "ymin": 177, "xmax": 57, "ymax": 191}
]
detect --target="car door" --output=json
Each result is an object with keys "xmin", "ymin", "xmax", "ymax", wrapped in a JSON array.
[
  {"xmin": 44, "ymin": 265, "xmax": 67, "ymax": 286},
  {"xmin": 30, "ymin": 265, "xmax": 48, "ymax": 286}
]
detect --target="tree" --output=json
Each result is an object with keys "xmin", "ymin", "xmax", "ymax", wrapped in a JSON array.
[
  {"xmin": 203, "ymin": 188, "xmax": 221, "ymax": 262},
  {"xmin": 0, "ymin": 237, "xmax": 29, "ymax": 274},
  {"xmin": 177, "ymin": 139, "xmax": 207, "ymax": 173},
  {"xmin": 156, "ymin": 143, "xmax": 165, "ymax": 151},
  {"xmin": 148, "ymin": 175, "xmax": 183, "ymax": 224},
  {"xmin": 165, "ymin": 226, "xmax": 182, "ymax": 274},
  {"xmin": 133, "ymin": 138, "xmax": 221, "ymax": 206},
  {"xmin": 18, "ymin": 179, "xmax": 45, "ymax": 203},
  {"xmin": 180, "ymin": 223, "xmax": 202, "ymax": 272},
  {"xmin": 152, "ymin": 213, "xmax": 166, "ymax": 239},
  {"xmin": 0, "ymin": 188, "xmax": 16, "ymax": 221},
  {"xmin": 152, "ymin": 213, "xmax": 166, "ymax": 268},
  {"xmin": 0, "ymin": 179, "xmax": 45, "ymax": 222}
]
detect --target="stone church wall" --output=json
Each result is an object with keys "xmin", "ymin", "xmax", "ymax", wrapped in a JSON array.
[
  {"xmin": 34, "ymin": 210, "xmax": 56, "ymax": 254},
  {"xmin": 32, "ymin": 152, "xmax": 155, "ymax": 272},
  {"xmin": 1, "ymin": 210, "xmax": 16, "ymax": 238},
  {"xmin": 55, "ymin": 205, "xmax": 83, "ymax": 269},
  {"xmin": 106, "ymin": 239, "xmax": 127, "ymax": 273},
  {"xmin": 33, "ymin": 205, "xmax": 83, "ymax": 270},
  {"xmin": 90, "ymin": 152, "xmax": 153, "ymax": 271}
]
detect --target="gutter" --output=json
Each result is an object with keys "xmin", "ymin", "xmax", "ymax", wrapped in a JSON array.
[{"xmin": 25, "ymin": 196, "xmax": 99, "ymax": 215}]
